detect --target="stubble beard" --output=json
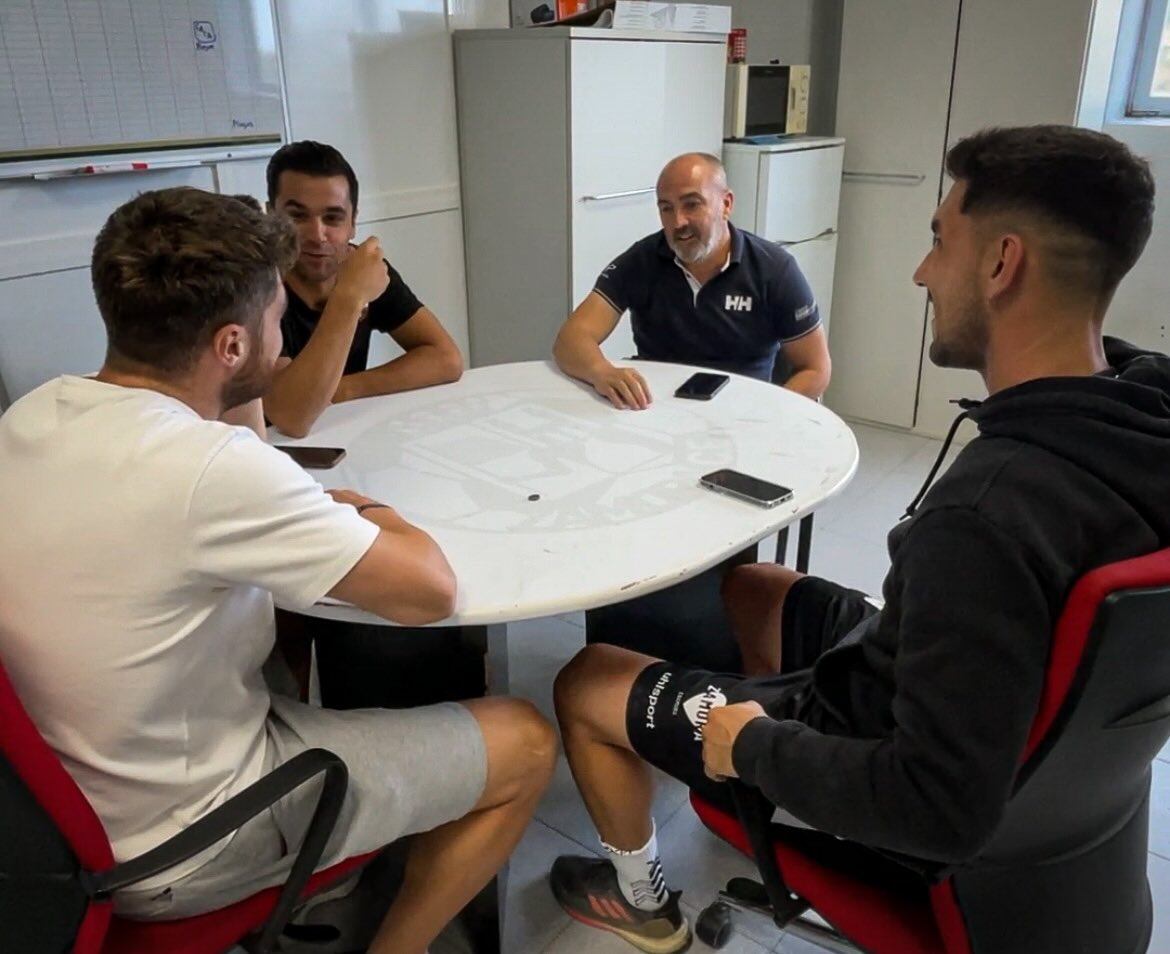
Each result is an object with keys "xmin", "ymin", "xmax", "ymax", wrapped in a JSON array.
[
  {"xmin": 928, "ymin": 289, "xmax": 989, "ymax": 372},
  {"xmin": 221, "ymin": 342, "xmax": 276, "ymax": 411}
]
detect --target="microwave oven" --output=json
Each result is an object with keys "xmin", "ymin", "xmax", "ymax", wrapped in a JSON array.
[{"xmin": 724, "ymin": 64, "xmax": 810, "ymax": 139}]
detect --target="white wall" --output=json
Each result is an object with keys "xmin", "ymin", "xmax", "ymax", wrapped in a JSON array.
[
  {"xmin": 1093, "ymin": 0, "xmax": 1170, "ymax": 354},
  {"xmin": 1105, "ymin": 123, "xmax": 1170, "ymax": 352}
]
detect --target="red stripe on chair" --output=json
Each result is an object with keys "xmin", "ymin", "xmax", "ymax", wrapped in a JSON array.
[
  {"xmin": 72, "ymin": 904, "xmax": 112, "ymax": 954},
  {"xmin": 0, "ymin": 662, "xmax": 114, "ymax": 873},
  {"xmin": 691, "ymin": 792, "xmax": 945, "ymax": 954},
  {"xmin": 103, "ymin": 850, "xmax": 379, "ymax": 954},
  {"xmin": 929, "ymin": 879, "xmax": 973, "ymax": 954},
  {"xmin": 1024, "ymin": 547, "xmax": 1170, "ymax": 762}
]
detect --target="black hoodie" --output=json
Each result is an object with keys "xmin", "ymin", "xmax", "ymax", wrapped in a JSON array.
[{"xmin": 730, "ymin": 338, "xmax": 1170, "ymax": 864}]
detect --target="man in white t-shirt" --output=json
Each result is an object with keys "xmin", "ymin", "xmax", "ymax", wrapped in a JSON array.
[{"xmin": 0, "ymin": 188, "xmax": 555, "ymax": 954}]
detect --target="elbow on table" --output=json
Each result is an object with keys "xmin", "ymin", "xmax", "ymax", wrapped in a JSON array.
[
  {"xmin": 265, "ymin": 404, "xmax": 315, "ymax": 441},
  {"xmin": 439, "ymin": 347, "xmax": 465, "ymax": 384},
  {"xmin": 814, "ymin": 360, "xmax": 832, "ymax": 399},
  {"xmin": 389, "ymin": 574, "xmax": 457, "ymax": 626}
]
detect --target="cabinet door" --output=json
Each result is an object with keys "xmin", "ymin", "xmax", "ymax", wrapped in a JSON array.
[
  {"xmin": 911, "ymin": 0, "xmax": 1094, "ymax": 438},
  {"xmin": 661, "ymin": 40, "xmax": 726, "ymax": 160},
  {"xmin": 569, "ymin": 38, "xmax": 725, "ymax": 362},
  {"xmin": 825, "ymin": 0, "xmax": 960, "ymax": 429}
]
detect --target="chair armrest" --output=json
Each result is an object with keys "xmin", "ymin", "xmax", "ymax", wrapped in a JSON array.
[
  {"xmin": 85, "ymin": 748, "xmax": 347, "ymax": 898},
  {"xmin": 727, "ymin": 781, "xmax": 809, "ymax": 928}
]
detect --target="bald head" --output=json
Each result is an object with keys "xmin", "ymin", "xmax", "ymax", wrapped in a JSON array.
[
  {"xmin": 657, "ymin": 153, "xmax": 729, "ymax": 194},
  {"xmin": 655, "ymin": 153, "xmax": 734, "ymax": 266}
]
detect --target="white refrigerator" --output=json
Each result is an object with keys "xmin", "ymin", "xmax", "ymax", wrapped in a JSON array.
[{"xmin": 722, "ymin": 137, "xmax": 845, "ymax": 341}]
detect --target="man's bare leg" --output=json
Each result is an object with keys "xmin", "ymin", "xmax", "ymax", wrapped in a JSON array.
[
  {"xmin": 366, "ymin": 697, "xmax": 556, "ymax": 954},
  {"xmin": 553, "ymin": 644, "xmax": 663, "ymax": 850},
  {"xmin": 722, "ymin": 564, "xmax": 805, "ymax": 677}
]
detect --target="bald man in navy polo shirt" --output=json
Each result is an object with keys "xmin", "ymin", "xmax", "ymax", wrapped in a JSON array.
[{"xmin": 554, "ymin": 152, "xmax": 831, "ymax": 408}]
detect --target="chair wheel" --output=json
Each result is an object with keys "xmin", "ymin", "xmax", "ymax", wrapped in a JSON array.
[{"xmin": 696, "ymin": 901, "xmax": 733, "ymax": 948}]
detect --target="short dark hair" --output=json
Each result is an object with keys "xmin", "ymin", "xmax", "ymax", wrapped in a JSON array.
[
  {"xmin": 945, "ymin": 125, "xmax": 1155, "ymax": 296},
  {"xmin": 91, "ymin": 188, "xmax": 298, "ymax": 372},
  {"xmin": 266, "ymin": 140, "xmax": 359, "ymax": 212}
]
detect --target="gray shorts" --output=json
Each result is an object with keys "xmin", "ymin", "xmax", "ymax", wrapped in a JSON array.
[{"xmin": 113, "ymin": 695, "xmax": 488, "ymax": 920}]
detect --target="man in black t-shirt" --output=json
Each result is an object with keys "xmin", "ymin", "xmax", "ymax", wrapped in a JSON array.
[
  {"xmin": 262, "ymin": 141, "xmax": 463, "ymax": 437},
  {"xmin": 553, "ymin": 152, "xmax": 831, "ymax": 409}
]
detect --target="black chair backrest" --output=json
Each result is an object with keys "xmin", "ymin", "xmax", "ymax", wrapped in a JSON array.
[
  {"xmin": 0, "ymin": 754, "xmax": 91, "ymax": 953},
  {"xmin": 954, "ymin": 568, "xmax": 1170, "ymax": 954}
]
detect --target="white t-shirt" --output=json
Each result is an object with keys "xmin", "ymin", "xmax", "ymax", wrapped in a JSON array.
[{"xmin": 0, "ymin": 377, "xmax": 379, "ymax": 882}]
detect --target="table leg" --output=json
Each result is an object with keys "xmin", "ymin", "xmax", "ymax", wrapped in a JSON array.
[
  {"xmin": 796, "ymin": 514, "xmax": 815, "ymax": 573},
  {"xmin": 457, "ymin": 623, "xmax": 511, "ymax": 952},
  {"xmin": 774, "ymin": 526, "xmax": 790, "ymax": 565}
]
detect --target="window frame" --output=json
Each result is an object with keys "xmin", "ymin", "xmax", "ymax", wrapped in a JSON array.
[{"xmin": 1128, "ymin": 0, "xmax": 1170, "ymax": 116}]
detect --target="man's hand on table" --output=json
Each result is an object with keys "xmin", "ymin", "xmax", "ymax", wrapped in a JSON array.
[
  {"xmin": 702, "ymin": 700, "xmax": 769, "ymax": 781},
  {"xmin": 592, "ymin": 365, "xmax": 653, "ymax": 410}
]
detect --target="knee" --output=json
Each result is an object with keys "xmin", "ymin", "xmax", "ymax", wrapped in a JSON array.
[
  {"xmin": 506, "ymin": 698, "xmax": 558, "ymax": 784},
  {"xmin": 471, "ymin": 695, "xmax": 557, "ymax": 793},
  {"xmin": 721, "ymin": 562, "xmax": 765, "ymax": 607},
  {"xmin": 553, "ymin": 643, "xmax": 625, "ymax": 728},
  {"xmin": 722, "ymin": 563, "xmax": 800, "ymax": 615}
]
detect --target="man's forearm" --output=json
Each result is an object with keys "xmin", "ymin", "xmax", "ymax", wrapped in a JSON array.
[
  {"xmin": 334, "ymin": 343, "xmax": 463, "ymax": 403},
  {"xmin": 782, "ymin": 367, "xmax": 829, "ymax": 401},
  {"xmin": 554, "ymin": 329, "xmax": 613, "ymax": 387},
  {"xmin": 264, "ymin": 292, "xmax": 364, "ymax": 437}
]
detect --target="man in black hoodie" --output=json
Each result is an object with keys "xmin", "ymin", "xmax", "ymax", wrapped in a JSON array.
[{"xmin": 545, "ymin": 125, "xmax": 1169, "ymax": 954}]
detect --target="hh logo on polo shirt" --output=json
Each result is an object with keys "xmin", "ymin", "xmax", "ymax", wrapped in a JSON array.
[{"xmin": 725, "ymin": 294, "xmax": 753, "ymax": 312}]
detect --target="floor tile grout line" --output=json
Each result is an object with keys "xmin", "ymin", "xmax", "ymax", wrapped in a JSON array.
[
  {"xmin": 1151, "ymin": 848, "xmax": 1170, "ymax": 863},
  {"xmin": 531, "ymin": 814, "xmax": 603, "ymax": 856}
]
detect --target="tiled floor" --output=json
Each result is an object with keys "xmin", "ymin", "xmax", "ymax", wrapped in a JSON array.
[{"xmin": 471, "ymin": 420, "xmax": 1170, "ymax": 953}]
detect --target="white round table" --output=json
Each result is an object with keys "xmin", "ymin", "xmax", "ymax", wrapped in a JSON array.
[
  {"xmin": 282, "ymin": 360, "xmax": 858, "ymax": 627},
  {"xmin": 277, "ymin": 360, "xmax": 857, "ymax": 951}
]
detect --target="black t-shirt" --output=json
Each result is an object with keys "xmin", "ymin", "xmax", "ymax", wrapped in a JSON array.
[
  {"xmin": 593, "ymin": 224, "xmax": 820, "ymax": 381},
  {"xmin": 280, "ymin": 260, "xmax": 423, "ymax": 376}
]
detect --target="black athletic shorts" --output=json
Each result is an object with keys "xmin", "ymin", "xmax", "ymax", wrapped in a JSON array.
[{"xmin": 625, "ymin": 575, "xmax": 879, "ymax": 810}]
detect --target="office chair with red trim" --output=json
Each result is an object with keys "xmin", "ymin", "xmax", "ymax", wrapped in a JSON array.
[
  {"xmin": 0, "ymin": 658, "xmax": 380, "ymax": 954},
  {"xmin": 691, "ymin": 547, "xmax": 1170, "ymax": 954}
]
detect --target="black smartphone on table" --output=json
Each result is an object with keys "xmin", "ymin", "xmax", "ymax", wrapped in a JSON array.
[
  {"xmin": 699, "ymin": 468, "xmax": 794, "ymax": 508},
  {"xmin": 275, "ymin": 446, "xmax": 346, "ymax": 469},
  {"xmin": 675, "ymin": 372, "xmax": 730, "ymax": 400}
]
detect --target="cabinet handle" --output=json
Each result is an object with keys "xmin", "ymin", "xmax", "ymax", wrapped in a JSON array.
[
  {"xmin": 580, "ymin": 187, "xmax": 656, "ymax": 202},
  {"xmin": 776, "ymin": 227, "xmax": 837, "ymax": 248},
  {"xmin": 842, "ymin": 170, "xmax": 926, "ymax": 185}
]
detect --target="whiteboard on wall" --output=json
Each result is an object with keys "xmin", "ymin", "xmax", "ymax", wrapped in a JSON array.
[{"xmin": 0, "ymin": 0, "xmax": 285, "ymax": 178}]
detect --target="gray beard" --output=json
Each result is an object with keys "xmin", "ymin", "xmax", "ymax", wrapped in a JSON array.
[{"xmin": 668, "ymin": 231, "xmax": 721, "ymax": 265}]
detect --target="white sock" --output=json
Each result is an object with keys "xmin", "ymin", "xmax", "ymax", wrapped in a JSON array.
[{"xmin": 601, "ymin": 822, "xmax": 669, "ymax": 911}]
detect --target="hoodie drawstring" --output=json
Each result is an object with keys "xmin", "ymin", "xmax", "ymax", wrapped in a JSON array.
[{"xmin": 901, "ymin": 399, "xmax": 982, "ymax": 520}]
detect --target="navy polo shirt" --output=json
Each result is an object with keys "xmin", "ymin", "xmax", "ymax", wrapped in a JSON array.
[
  {"xmin": 280, "ymin": 260, "xmax": 422, "ymax": 376},
  {"xmin": 593, "ymin": 224, "xmax": 820, "ymax": 381}
]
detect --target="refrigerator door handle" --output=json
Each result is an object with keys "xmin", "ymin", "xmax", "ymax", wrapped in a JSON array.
[
  {"xmin": 842, "ymin": 170, "xmax": 926, "ymax": 185},
  {"xmin": 579, "ymin": 187, "xmax": 656, "ymax": 202},
  {"xmin": 776, "ymin": 227, "xmax": 837, "ymax": 248}
]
